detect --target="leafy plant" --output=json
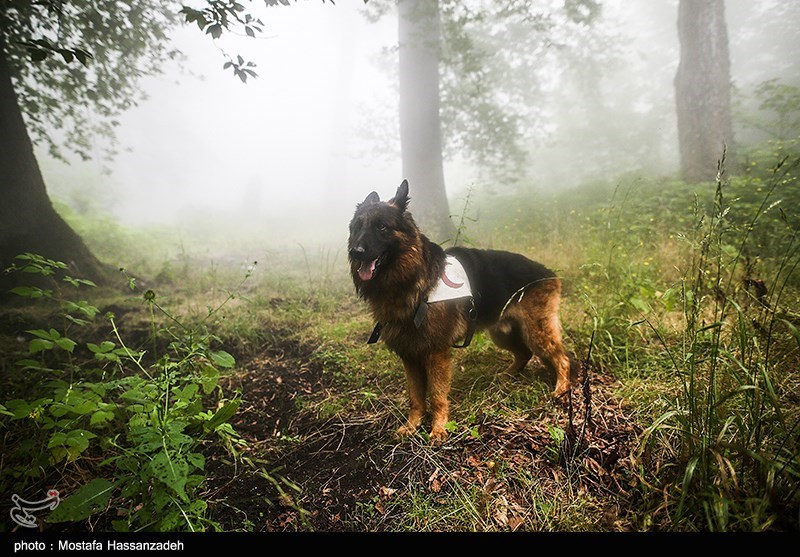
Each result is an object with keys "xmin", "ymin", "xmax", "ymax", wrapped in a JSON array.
[{"xmin": 1, "ymin": 253, "xmax": 245, "ymax": 531}]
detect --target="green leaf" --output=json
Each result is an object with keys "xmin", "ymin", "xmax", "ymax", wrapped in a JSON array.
[
  {"xmin": 46, "ymin": 478, "xmax": 115, "ymax": 523},
  {"xmin": 55, "ymin": 338, "xmax": 77, "ymax": 353},
  {"xmin": 29, "ymin": 338, "xmax": 54, "ymax": 353},
  {"xmin": 31, "ymin": 49, "xmax": 49, "ymax": 62},
  {"xmin": 207, "ymin": 23, "xmax": 223, "ymax": 39},
  {"xmin": 204, "ymin": 399, "xmax": 240, "ymax": 432},
  {"xmin": 48, "ymin": 429, "xmax": 96, "ymax": 452},
  {"xmin": 210, "ymin": 350, "xmax": 235, "ymax": 369},
  {"xmin": 5, "ymin": 399, "xmax": 32, "ymax": 419},
  {"xmin": 88, "ymin": 341, "xmax": 115, "ymax": 354},
  {"xmin": 27, "ymin": 328, "xmax": 57, "ymax": 340},
  {"xmin": 186, "ymin": 452, "xmax": 205, "ymax": 471},
  {"xmin": 74, "ymin": 49, "xmax": 92, "ymax": 66},
  {"xmin": 9, "ymin": 286, "xmax": 34, "ymax": 297},
  {"xmin": 175, "ymin": 383, "xmax": 199, "ymax": 403},
  {"xmin": 64, "ymin": 300, "xmax": 99, "ymax": 318},
  {"xmin": 150, "ymin": 451, "xmax": 189, "ymax": 501},
  {"xmin": 200, "ymin": 364, "xmax": 219, "ymax": 394},
  {"xmin": 89, "ymin": 410, "xmax": 115, "ymax": 427}
]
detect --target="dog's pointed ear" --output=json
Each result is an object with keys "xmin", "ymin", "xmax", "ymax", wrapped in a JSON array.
[
  {"xmin": 389, "ymin": 180, "xmax": 410, "ymax": 212},
  {"xmin": 360, "ymin": 191, "xmax": 380, "ymax": 207}
]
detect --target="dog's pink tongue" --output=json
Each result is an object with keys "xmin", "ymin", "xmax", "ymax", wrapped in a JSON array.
[{"xmin": 358, "ymin": 259, "xmax": 377, "ymax": 281}]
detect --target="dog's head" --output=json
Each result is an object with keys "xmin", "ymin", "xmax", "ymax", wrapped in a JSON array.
[{"xmin": 348, "ymin": 180, "xmax": 417, "ymax": 284}]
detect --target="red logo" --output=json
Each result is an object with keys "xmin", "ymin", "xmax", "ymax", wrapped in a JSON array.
[{"xmin": 441, "ymin": 262, "xmax": 464, "ymax": 289}]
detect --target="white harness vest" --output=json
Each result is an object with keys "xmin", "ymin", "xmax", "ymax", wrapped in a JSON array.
[{"xmin": 427, "ymin": 255, "xmax": 473, "ymax": 303}]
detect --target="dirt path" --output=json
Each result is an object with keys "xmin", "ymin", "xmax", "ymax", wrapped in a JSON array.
[{"xmin": 204, "ymin": 338, "xmax": 642, "ymax": 531}]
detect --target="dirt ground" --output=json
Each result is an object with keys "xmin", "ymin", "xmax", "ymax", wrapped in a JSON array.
[{"xmin": 203, "ymin": 336, "xmax": 643, "ymax": 532}]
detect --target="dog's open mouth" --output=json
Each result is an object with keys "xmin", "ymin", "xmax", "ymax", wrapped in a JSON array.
[{"xmin": 357, "ymin": 255, "xmax": 383, "ymax": 281}]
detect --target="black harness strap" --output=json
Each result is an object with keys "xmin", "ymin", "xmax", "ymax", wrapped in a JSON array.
[
  {"xmin": 413, "ymin": 300, "xmax": 428, "ymax": 328},
  {"xmin": 367, "ymin": 322, "xmax": 382, "ymax": 344},
  {"xmin": 452, "ymin": 298, "xmax": 478, "ymax": 348}
]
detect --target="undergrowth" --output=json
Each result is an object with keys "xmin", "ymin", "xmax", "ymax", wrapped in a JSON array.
[
  {"xmin": 0, "ymin": 254, "xmax": 246, "ymax": 531},
  {"xmin": 3, "ymin": 143, "xmax": 798, "ymax": 531}
]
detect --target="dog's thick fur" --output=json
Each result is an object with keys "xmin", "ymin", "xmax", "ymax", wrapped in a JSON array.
[{"xmin": 348, "ymin": 180, "xmax": 574, "ymax": 443}]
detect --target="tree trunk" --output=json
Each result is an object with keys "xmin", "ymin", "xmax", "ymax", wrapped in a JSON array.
[
  {"xmin": 0, "ymin": 40, "xmax": 108, "ymax": 292},
  {"xmin": 675, "ymin": 0, "xmax": 735, "ymax": 183},
  {"xmin": 398, "ymin": 0, "xmax": 453, "ymax": 241}
]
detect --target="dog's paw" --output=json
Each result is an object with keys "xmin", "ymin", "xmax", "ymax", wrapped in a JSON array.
[
  {"xmin": 396, "ymin": 424, "xmax": 417, "ymax": 439},
  {"xmin": 429, "ymin": 427, "xmax": 448, "ymax": 445},
  {"xmin": 552, "ymin": 383, "xmax": 571, "ymax": 399}
]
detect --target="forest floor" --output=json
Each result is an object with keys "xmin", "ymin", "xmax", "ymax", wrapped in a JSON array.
[{"xmin": 202, "ymin": 320, "xmax": 642, "ymax": 531}]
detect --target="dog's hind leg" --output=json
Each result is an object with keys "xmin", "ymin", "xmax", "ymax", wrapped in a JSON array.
[
  {"xmin": 507, "ymin": 278, "xmax": 572, "ymax": 398},
  {"xmin": 489, "ymin": 319, "xmax": 533, "ymax": 374},
  {"xmin": 397, "ymin": 358, "xmax": 427, "ymax": 438}
]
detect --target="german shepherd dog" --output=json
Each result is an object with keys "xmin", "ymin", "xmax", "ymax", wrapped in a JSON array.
[{"xmin": 348, "ymin": 180, "xmax": 574, "ymax": 443}]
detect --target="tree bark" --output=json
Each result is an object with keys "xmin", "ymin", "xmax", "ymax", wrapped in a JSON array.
[
  {"xmin": 398, "ymin": 0, "xmax": 453, "ymax": 241},
  {"xmin": 675, "ymin": 0, "xmax": 735, "ymax": 183},
  {"xmin": 0, "ymin": 40, "xmax": 108, "ymax": 291}
]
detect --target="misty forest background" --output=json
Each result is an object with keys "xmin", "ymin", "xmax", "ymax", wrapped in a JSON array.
[{"xmin": 1, "ymin": 0, "xmax": 799, "ymax": 532}]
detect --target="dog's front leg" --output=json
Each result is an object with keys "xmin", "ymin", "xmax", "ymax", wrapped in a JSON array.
[
  {"xmin": 397, "ymin": 358, "xmax": 427, "ymax": 438},
  {"xmin": 427, "ymin": 350, "xmax": 452, "ymax": 444}
]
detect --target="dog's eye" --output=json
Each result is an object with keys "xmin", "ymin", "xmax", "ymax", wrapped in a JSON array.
[{"xmin": 377, "ymin": 223, "xmax": 388, "ymax": 232}]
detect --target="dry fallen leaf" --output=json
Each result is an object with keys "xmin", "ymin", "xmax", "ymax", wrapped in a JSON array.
[
  {"xmin": 492, "ymin": 494, "xmax": 509, "ymax": 527},
  {"xmin": 483, "ymin": 477, "xmax": 500, "ymax": 495},
  {"xmin": 428, "ymin": 469, "xmax": 443, "ymax": 492},
  {"xmin": 379, "ymin": 486, "xmax": 396, "ymax": 499},
  {"xmin": 507, "ymin": 515, "xmax": 524, "ymax": 531}
]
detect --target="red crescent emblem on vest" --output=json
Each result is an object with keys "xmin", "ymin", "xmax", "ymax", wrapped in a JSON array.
[{"xmin": 441, "ymin": 262, "xmax": 464, "ymax": 289}]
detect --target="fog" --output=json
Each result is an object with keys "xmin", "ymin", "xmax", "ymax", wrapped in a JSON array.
[
  {"xmin": 44, "ymin": 2, "xmax": 400, "ymax": 237},
  {"xmin": 36, "ymin": 0, "xmax": 800, "ymax": 253}
]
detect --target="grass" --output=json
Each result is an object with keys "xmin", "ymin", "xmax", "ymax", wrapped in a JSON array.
[{"xmin": 2, "ymin": 148, "xmax": 798, "ymax": 531}]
